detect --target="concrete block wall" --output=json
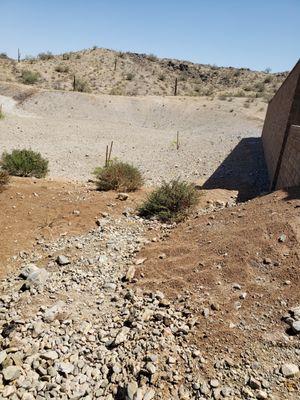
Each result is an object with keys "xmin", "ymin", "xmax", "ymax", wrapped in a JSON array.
[
  {"xmin": 261, "ymin": 60, "xmax": 300, "ymax": 190},
  {"xmin": 276, "ymin": 125, "xmax": 300, "ymax": 189}
]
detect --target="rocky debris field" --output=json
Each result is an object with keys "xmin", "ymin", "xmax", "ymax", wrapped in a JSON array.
[
  {"xmin": 0, "ymin": 188, "xmax": 300, "ymax": 399},
  {"xmin": 0, "ymin": 213, "xmax": 205, "ymax": 400}
]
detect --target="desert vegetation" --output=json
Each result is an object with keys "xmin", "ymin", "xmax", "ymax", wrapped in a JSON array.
[
  {"xmin": 0, "ymin": 47, "xmax": 286, "ymax": 98},
  {"xmin": 139, "ymin": 179, "xmax": 199, "ymax": 222},
  {"xmin": 21, "ymin": 70, "xmax": 40, "ymax": 85},
  {"xmin": 1, "ymin": 149, "xmax": 49, "ymax": 178},
  {"xmin": 94, "ymin": 160, "xmax": 143, "ymax": 192},
  {"xmin": 0, "ymin": 169, "xmax": 9, "ymax": 192}
]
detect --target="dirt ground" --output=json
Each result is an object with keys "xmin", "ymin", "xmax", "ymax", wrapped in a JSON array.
[
  {"xmin": 136, "ymin": 187, "xmax": 300, "ymax": 394},
  {"xmin": 0, "ymin": 88, "xmax": 269, "ymax": 198},
  {"xmin": 0, "ymin": 177, "xmax": 148, "ymax": 277}
]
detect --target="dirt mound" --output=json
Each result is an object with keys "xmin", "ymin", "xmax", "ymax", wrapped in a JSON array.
[
  {"xmin": 136, "ymin": 187, "xmax": 300, "ymax": 397},
  {"xmin": 0, "ymin": 47, "xmax": 286, "ymax": 98}
]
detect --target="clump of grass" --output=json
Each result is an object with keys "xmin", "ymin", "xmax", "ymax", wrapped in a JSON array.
[
  {"xmin": 139, "ymin": 180, "xmax": 199, "ymax": 222},
  {"xmin": 21, "ymin": 70, "xmax": 40, "ymax": 85},
  {"xmin": 55, "ymin": 64, "xmax": 69, "ymax": 73},
  {"xmin": 74, "ymin": 78, "xmax": 89, "ymax": 92},
  {"xmin": 94, "ymin": 160, "xmax": 143, "ymax": 192},
  {"xmin": 125, "ymin": 73, "xmax": 134, "ymax": 81},
  {"xmin": 0, "ymin": 107, "xmax": 4, "ymax": 120},
  {"xmin": 38, "ymin": 51, "xmax": 54, "ymax": 60},
  {"xmin": 0, "ymin": 170, "xmax": 10, "ymax": 192},
  {"xmin": 158, "ymin": 74, "xmax": 166, "ymax": 81},
  {"xmin": 1, "ymin": 149, "xmax": 48, "ymax": 178}
]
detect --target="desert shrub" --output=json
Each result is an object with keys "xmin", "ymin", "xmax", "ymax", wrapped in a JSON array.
[
  {"xmin": 62, "ymin": 53, "xmax": 70, "ymax": 60},
  {"xmin": 218, "ymin": 94, "xmax": 227, "ymax": 100},
  {"xmin": 0, "ymin": 52, "xmax": 8, "ymax": 59},
  {"xmin": 21, "ymin": 70, "xmax": 40, "ymax": 84},
  {"xmin": 0, "ymin": 170, "xmax": 9, "ymax": 192},
  {"xmin": 0, "ymin": 107, "xmax": 4, "ymax": 119},
  {"xmin": 139, "ymin": 180, "xmax": 199, "ymax": 222},
  {"xmin": 1, "ymin": 149, "xmax": 48, "ymax": 178},
  {"xmin": 55, "ymin": 64, "xmax": 69, "ymax": 73},
  {"xmin": 148, "ymin": 53, "xmax": 158, "ymax": 62},
  {"xmin": 38, "ymin": 51, "xmax": 54, "ymax": 60},
  {"xmin": 254, "ymin": 82, "xmax": 265, "ymax": 92},
  {"xmin": 158, "ymin": 74, "xmax": 166, "ymax": 81},
  {"xmin": 74, "ymin": 78, "xmax": 89, "ymax": 92},
  {"xmin": 264, "ymin": 76, "xmax": 272, "ymax": 84},
  {"xmin": 94, "ymin": 160, "xmax": 143, "ymax": 192},
  {"xmin": 125, "ymin": 73, "xmax": 134, "ymax": 81}
]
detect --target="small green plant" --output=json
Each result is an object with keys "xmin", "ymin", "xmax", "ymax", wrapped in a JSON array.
[
  {"xmin": 55, "ymin": 64, "xmax": 69, "ymax": 73},
  {"xmin": 0, "ymin": 106, "xmax": 4, "ymax": 120},
  {"xmin": 1, "ymin": 149, "xmax": 49, "ymax": 178},
  {"xmin": 94, "ymin": 160, "xmax": 143, "ymax": 192},
  {"xmin": 21, "ymin": 70, "xmax": 40, "ymax": 84},
  {"xmin": 62, "ymin": 53, "xmax": 70, "ymax": 60},
  {"xmin": 125, "ymin": 73, "xmax": 134, "ymax": 81},
  {"xmin": 0, "ymin": 170, "xmax": 10, "ymax": 192},
  {"xmin": 139, "ymin": 180, "xmax": 199, "ymax": 222},
  {"xmin": 38, "ymin": 51, "xmax": 54, "ymax": 60}
]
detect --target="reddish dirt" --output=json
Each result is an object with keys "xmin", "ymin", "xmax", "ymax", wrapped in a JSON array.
[
  {"xmin": 0, "ymin": 177, "xmax": 147, "ymax": 278},
  {"xmin": 136, "ymin": 187, "xmax": 300, "ymax": 385}
]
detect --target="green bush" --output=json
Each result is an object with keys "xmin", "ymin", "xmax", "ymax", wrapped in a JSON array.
[
  {"xmin": 1, "ymin": 149, "xmax": 49, "ymax": 178},
  {"xmin": 139, "ymin": 180, "xmax": 199, "ymax": 222},
  {"xmin": 62, "ymin": 53, "xmax": 70, "ymax": 60},
  {"xmin": 94, "ymin": 160, "xmax": 143, "ymax": 192},
  {"xmin": 38, "ymin": 51, "xmax": 54, "ymax": 60},
  {"xmin": 0, "ymin": 170, "xmax": 9, "ymax": 192},
  {"xmin": 21, "ymin": 70, "xmax": 40, "ymax": 85},
  {"xmin": 55, "ymin": 64, "xmax": 69, "ymax": 73},
  {"xmin": 126, "ymin": 73, "xmax": 134, "ymax": 81},
  {"xmin": 74, "ymin": 78, "xmax": 89, "ymax": 92}
]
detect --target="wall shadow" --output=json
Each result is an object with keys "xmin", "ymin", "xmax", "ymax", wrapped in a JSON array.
[{"xmin": 203, "ymin": 137, "xmax": 270, "ymax": 202}]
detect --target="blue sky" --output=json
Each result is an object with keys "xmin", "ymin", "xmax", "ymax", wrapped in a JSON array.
[{"xmin": 1, "ymin": 0, "xmax": 299, "ymax": 72}]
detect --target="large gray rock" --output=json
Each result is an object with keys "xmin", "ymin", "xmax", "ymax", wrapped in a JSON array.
[{"xmin": 2, "ymin": 366, "xmax": 21, "ymax": 381}]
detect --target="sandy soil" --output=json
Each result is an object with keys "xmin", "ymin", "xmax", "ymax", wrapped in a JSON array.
[
  {"xmin": 0, "ymin": 90, "xmax": 268, "ymax": 197},
  {"xmin": 136, "ymin": 187, "xmax": 300, "ymax": 397},
  {"xmin": 0, "ymin": 177, "xmax": 148, "ymax": 277}
]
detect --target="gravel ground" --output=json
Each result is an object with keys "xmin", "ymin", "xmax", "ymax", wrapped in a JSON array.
[{"xmin": 0, "ymin": 91, "xmax": 267, "ymax": 192}]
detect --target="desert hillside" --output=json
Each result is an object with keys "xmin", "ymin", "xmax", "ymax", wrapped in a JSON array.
[{"xmin": 0, "ymin": 47, "xmax": 287, "ymax": 98}]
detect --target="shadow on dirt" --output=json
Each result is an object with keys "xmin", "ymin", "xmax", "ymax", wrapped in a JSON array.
[
  {"xmin": 282, "ymin": 186, "xmax": 300, "ymax": 201},
  {"xmin": 203, "ymin": 137, "xmax": 269, "ymax": 202}
]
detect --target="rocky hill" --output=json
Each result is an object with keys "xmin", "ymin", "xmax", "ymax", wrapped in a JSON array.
[{"xmin": 0, "ymin": 48, "xmax": 287, "ymax": 98}]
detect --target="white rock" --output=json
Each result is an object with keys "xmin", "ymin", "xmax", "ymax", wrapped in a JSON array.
[
  {"xmin": 0, "ymin": 350, "xmax": 7, "ymax": 365},
  {"xmin": 56, "ymin": 255, "xmax": 70, "ymax": 265},
  {"xmin": 3, "ymin": 366, "xmax": 21, "ymax": 381},
  {"xmin": 281, "ymin": 363, "xmax": 299, "ymax": 378}
]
